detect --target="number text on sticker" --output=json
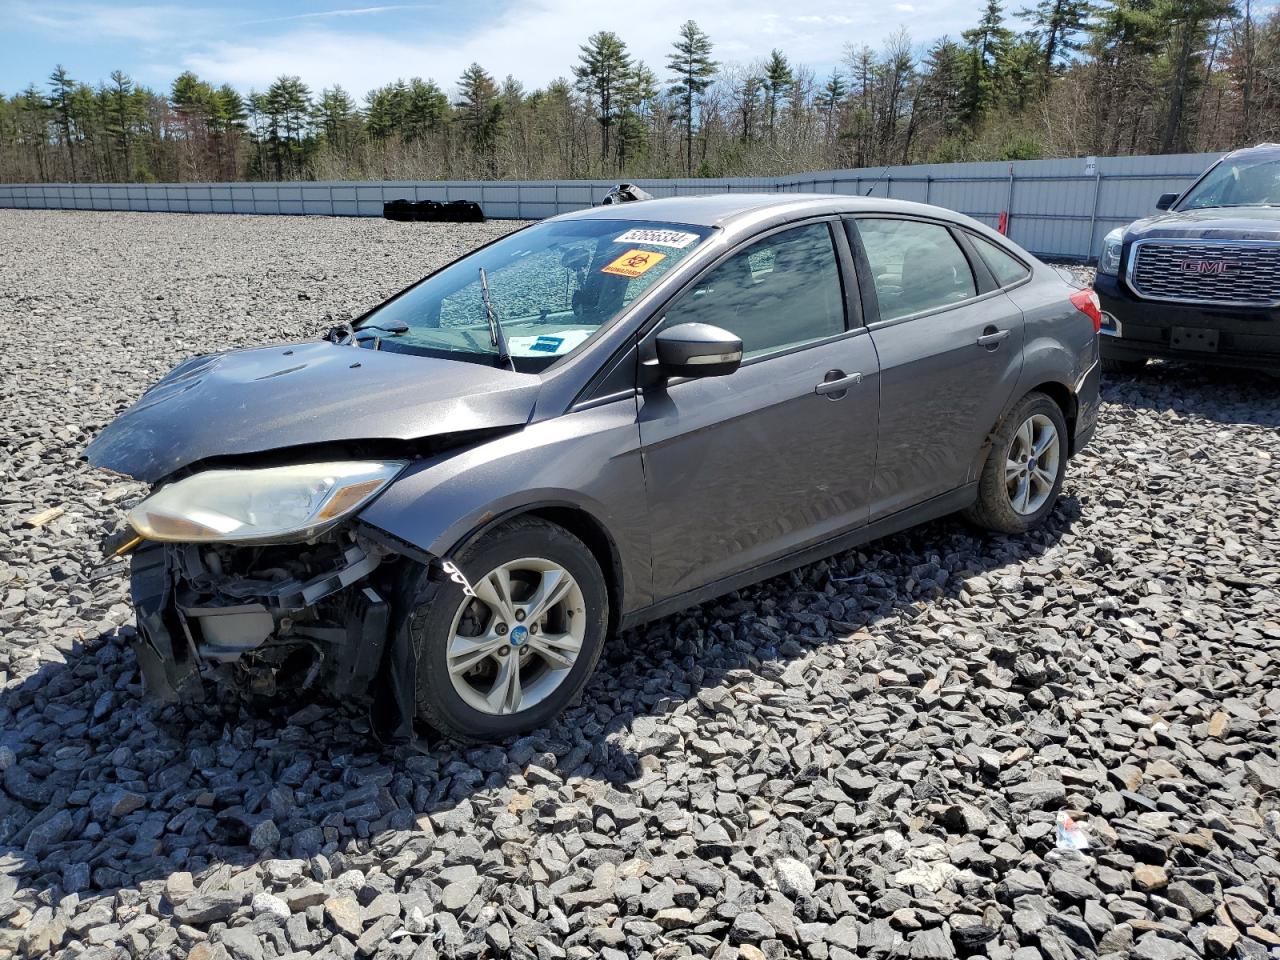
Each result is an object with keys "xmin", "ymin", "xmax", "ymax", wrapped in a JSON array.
[{"xmin": 612, "ymin": 229, "xmax": 699, "ymax": 249}]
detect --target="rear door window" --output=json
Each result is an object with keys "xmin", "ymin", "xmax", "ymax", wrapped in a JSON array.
[{"xmin": 852, "ymin": 218, "xmax": 977, "ymax": 321}]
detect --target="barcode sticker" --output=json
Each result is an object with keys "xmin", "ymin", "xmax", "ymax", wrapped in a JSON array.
[{"xmin": 612, "ymin": 228, "xmax": 700, "ymax": 249}]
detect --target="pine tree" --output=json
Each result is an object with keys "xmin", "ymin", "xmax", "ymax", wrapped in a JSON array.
[
  {"xmin": 264, "ymin": 75, "xmax": 311, "ymax": 179},
  {"xmin": 736, "ymin": 74, "xmax": 764, "ymax": 143},
  {"xmin": 455, "ymin": 63, "xmax": 501, "ymax": 174},
  {"xmin": 313, "ymin": 86, "xmax": 359, "ymax": 151},
  {"xmin": 1018, "ymin": 0, "xmax": 1094, "ymax": 82},
  {"xmin": 922, "ymin": 37, "xmax": 970, "ymax": 142},
  {"xmin": 102, "ymin": 70, "xmax": 138, "ymax": 179},
  {"xmin": 617, "ymin": 61, "xmax": 657, "ymax": 170},
  {"xmin": 666, "ymin": 20, "xmax": 718, "ymax": 175},
  {"xmin": 816, "ymin": 71, "xmax": 847, "ymax": 149},
  {"xmin": 762, "ymin": 49, "xmax": 794, "ymax": 142},
  {"xmin": 1157, "ymin": 0, "xmax": 1240, "ymax": 149},
  {"xmin": 47, "ymin": 65, "xmax": 78, "ymax": 179},
  {"xmin": 573, "ymin": 31, "xmax": 632, "ymax": 167},
  {"xmin": 962, "ymin": 0, "xmax": 1015, "ymax": 117},
  {"xmin": 405, "ymin": 78, "xmax": 448, "ymax": 141}
]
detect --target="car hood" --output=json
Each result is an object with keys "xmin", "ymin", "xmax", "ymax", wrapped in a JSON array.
[
  {"xmin": 84, "ymin": 341, "xmax": 541, "ymax": 483},
  {"xmin": 1125, "ymin": 206, "xmax": 1280, "ymax": 242}
]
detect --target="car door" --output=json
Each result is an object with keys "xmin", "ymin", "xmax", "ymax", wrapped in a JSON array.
[
  {"xmin": 846, "ymin": 216, "xmax": 1025, "ymax": 520},
  {"xmin": 637, "ymin": 220, "xmax": 881, "ymax": 599}
]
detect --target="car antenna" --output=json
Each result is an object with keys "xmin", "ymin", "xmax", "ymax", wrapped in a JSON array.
[
  {"xmin": 864, "ymin": 165, "xmax": 891, "ymax": 197},
  {"xmin": 478, "ymin": 267, "xmax": 516, "ymax": 372}
]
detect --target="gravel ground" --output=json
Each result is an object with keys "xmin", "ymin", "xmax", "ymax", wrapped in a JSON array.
[{"xmin": 2, "ymin": 209, "xmax": 1279, "ymax": 960}]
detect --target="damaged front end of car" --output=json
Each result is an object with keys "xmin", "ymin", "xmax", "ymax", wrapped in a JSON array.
[
  {"xmin": 82, "ymin": 339, "xmax": 542, "ymax": 737},
  {"xmin": 129, "ymin": 528, "xmax": 397, "ymax": 704},
  {"xmin": 100, "ymin": 456, "xmax": 428, "ymax": 734}
]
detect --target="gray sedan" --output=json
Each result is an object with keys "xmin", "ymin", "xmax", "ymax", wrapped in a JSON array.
[{"xmin": 88, "ymin": 194, "xmax": 1101, "ymax": 742}]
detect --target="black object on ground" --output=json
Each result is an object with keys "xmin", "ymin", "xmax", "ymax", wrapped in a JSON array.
[{"xmin": 384, "ymin": 198, "xmax": 485, "ymax": 222}]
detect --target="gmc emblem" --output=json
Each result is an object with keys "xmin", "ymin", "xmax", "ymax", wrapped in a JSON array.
[{"xmin": 1180, "ymin": 259, "xmax": 1230, "ymax": 274}]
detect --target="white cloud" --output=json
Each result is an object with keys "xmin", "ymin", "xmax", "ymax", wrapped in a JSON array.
[
  {"xmin": 180, "ymin": 0, "xmax": 982, "ymax": 98},
  {"xmin": 242, "ymin": 4, "xmax": 440, "ymax": 26},
  {"xmin": 8, "ymin": 1, "xmax": 231, "ymax": 44}
]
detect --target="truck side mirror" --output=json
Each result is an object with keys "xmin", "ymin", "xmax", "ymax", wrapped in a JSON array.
[{"xmin": 1155, "ymin": 193, "xmax": 1179, "ymax": 211}]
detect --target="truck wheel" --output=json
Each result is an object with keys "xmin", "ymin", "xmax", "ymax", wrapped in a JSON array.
[
  {"xmin": 965, "ymin": 392, "xmax": 1068, "ymax": 535},
  {"xmin": 411, "ymin": 517, "xmax": 608, "ymax": 743},
  {"xmin": 1101, "ymin": 356, "xmax": 1146, "ymax": 375}
]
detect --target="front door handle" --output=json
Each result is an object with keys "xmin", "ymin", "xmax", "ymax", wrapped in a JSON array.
[
  {"xmin": 977, "ymin": 327, "xmax": 1011, "ymax": 348},
  {"xmin": 815, "ymin": 371, "xmax": 863, "ymax": 397}
]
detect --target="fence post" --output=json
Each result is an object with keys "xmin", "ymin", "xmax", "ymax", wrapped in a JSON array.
[
  {"xmin": 925, "ymin": 175, "xmax": 932, "ymax": 204},
  {"xmin": 1087, "ymin": 172, "xmax": 1103, "ymax": 260},
  {"xmin": 1004, "ymin": 164, "xmax": 1016, "ymax": 236}
]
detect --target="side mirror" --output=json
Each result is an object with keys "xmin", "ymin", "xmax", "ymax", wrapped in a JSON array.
[
  {"xmin": 654, "ymin": 322, "xmax": 743, "ymax": 379},
  {"xmin": 1155, "ymin": 192, "xmax": 1179, "ymax": 211}
]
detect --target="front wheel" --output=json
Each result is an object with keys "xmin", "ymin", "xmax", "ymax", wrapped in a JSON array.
[
  {"xmin": 965, "ymin": 392, "xmax": 1068, "ymax": 534},
  {"xmin": 411, "ymin": 517, "xmax": 608, "ymax": 742}
]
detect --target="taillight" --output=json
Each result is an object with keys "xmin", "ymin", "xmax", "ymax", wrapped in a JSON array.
[{"xmin": 1071, "ymin": 288, "xmax": 1102, "ymax": 333}]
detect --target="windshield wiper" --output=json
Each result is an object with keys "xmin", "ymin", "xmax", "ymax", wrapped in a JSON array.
[
  {"xmin": 352, "ymin": 319, "xmax": 408, "ymax": 350},
  {"xmin": 326, "ymin": 318, "xmax": 408, "ymax": 348},
  {"xmin": 478, "ymin": 267, "xmax": 516, "ymax": 371}
]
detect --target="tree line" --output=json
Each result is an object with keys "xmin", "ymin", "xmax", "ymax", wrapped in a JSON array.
[{"xmin": 2, "ymin": 2, "xmax": 1278, "ymax": 185}]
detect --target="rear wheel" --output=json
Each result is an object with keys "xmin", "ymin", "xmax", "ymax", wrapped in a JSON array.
[
  {"xmin": 411, "ymin": 517, "xmax": 608, "ymax": 742},
  {"xmin": 1101, "ymin": 356, "xmax": 1147, "ymax": 375},
  {"xmin": 965, "ymin": 392, "xmax": 1068, "ymax": 534}
]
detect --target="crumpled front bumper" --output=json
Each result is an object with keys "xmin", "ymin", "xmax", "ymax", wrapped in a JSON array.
[{"xmin": 127, "ymin": 533, "xmax": 397, "ymax": 706}]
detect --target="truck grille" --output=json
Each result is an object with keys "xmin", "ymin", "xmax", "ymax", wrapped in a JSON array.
[{"xmin": 1130, "ymin": 241, "xmax": 1280, "ymax": 306}]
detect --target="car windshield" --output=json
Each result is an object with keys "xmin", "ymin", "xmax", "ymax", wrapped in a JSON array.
[
  {"xmin": 357, "ymin": 218, "xmax": 713, "ymax": 371},
  {"xmin": 1179, "ymin": 156, "xmax": 1280, "ymax": 209}
]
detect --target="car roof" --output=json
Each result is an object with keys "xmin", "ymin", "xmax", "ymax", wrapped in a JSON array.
[
  {"xmin": 556, "ymin": 193, "xmax": 982, "ymax": 231},
  {"xmin": 1224, "ymin": 142, "xmax": 1280, "ymax": 161}
]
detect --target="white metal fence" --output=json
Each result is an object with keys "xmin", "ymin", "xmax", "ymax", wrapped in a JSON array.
[{"xmin": 0, "ymin": 152, "xmax": 1220, "ymax": 261}]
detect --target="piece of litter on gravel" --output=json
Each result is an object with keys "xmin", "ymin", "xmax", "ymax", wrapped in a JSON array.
[
  {"xmin": 1055, "ymin": 812, "xmax": 1090, "ymax": 850},
  {"xmin": 24, "ymin": 505, "xmax": 65, "ymax": 528}
]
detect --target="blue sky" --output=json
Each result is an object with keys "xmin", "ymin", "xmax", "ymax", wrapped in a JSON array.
[{"xmin": 5, "ymin": 0, "xmax": 1000, "ymax": 99}]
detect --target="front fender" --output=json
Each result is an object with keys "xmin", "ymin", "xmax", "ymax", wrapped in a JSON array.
[{"xmin": 356, "ymin": 397, "xmax": 653, "ymax": 613}]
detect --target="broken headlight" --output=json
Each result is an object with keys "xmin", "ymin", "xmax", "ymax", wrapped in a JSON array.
[{"xmin": 127, "ymin": 461, "xmax": 404, "ymax": 544}]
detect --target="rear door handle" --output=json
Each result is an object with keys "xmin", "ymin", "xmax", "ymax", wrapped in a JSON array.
[
  {"xmin": 815, "ymin": 372, "xmax": 863, "ymax": 396},
  {"xmin": 977, "ymin": 328, "xmax": 1010, "ymax": 348}
]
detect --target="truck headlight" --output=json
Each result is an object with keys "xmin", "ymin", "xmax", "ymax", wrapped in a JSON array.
[
  {"xmin": 128, "ymin": 461, "xmax": 405, "ymax": 543},
  {"xmin": 1097, "ymin": 228, "xmax": 1123, "ymax": 276}
]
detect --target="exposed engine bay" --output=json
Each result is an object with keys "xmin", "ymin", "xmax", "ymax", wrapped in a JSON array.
[{"xmin": 128, "ymin": 525, "xmax": 425, "ymax": 737}]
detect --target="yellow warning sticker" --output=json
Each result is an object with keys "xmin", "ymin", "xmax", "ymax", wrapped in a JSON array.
[{"xmin": 601, "ymin": 248, "xmax": 666, "ymax": 279}]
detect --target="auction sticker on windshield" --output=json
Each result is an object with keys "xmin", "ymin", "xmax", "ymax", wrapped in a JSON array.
[
  {"xmin": 602, "ymin": 249, "xmax": 666, "ymax": 279},
  {"xmin": 613, "ymin": 228, "xmax": 700, "ymax": 249}
]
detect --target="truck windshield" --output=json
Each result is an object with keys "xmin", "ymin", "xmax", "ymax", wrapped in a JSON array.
[
  {"xmin": 1179, "ymin": 156, "xmax": 1280, "ymax": 210},
  {"xmin": 357, "ymin": 218, "xmax": 712, "ymax": 371}
]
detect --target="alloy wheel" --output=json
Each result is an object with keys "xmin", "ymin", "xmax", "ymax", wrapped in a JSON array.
[
  {"xmin": 1004, "ymin": 413, "xmax": 1060, "ymax": 516},
  {"xmin": 445, "ymin": 557, "xmax": 587, "ymax": 716}
]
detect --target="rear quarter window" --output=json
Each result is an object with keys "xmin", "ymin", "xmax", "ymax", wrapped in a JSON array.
[{"xmin": 970, "ymin": 234, "xmax": 1031, "ymax": 287}]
